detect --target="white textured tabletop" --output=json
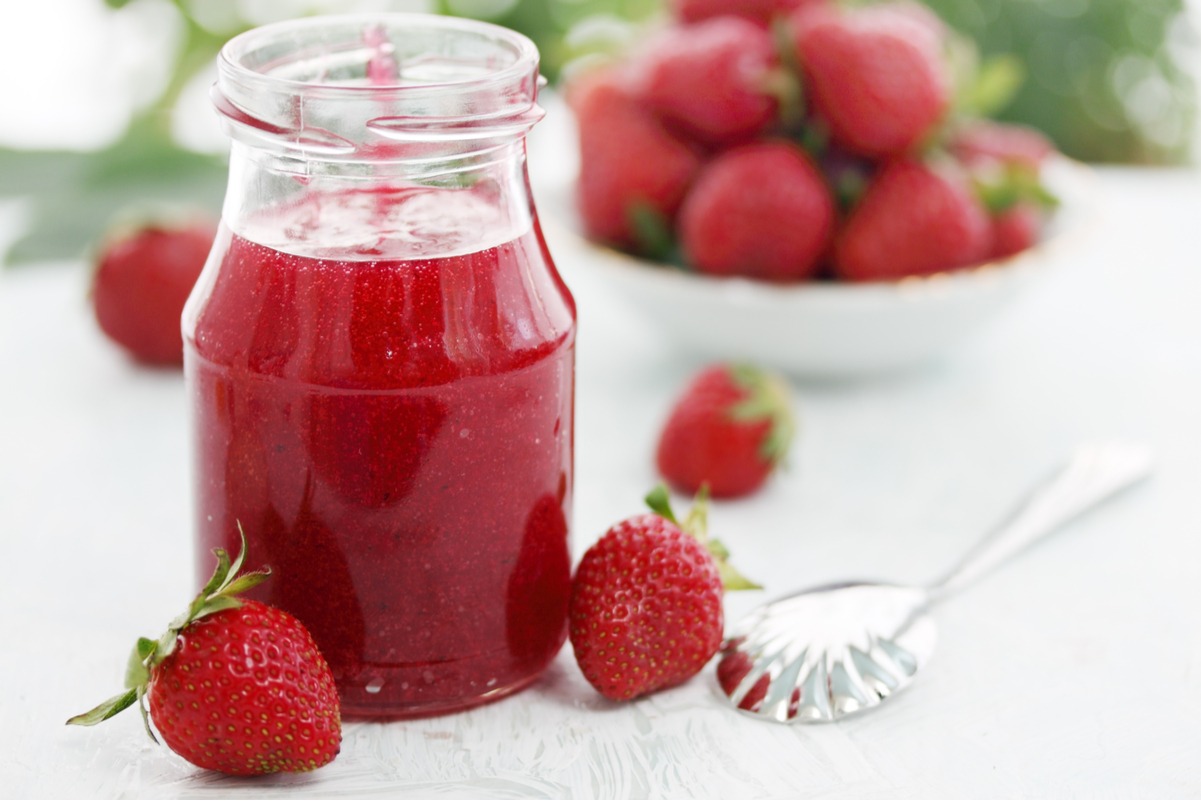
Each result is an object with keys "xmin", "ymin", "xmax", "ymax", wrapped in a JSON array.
[{"xmin": 1, "ymin": 143, "xmax": 1200, "ymax": 795}]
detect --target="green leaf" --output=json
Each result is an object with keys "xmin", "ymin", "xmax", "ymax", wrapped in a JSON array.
[
  {"xmin": 727, "ymin": 364, "xmax": 797, "ymax": 465},
  {"xmin": 644, "ymin": 485, "xmax": 678, "ymax": 526},
  {"xmin": 680, "ymin": 483, "xmax": 710, "ymax": 543},
  {"xmin": 0, "ymin": 136, "xmax": 225, "ymax": 268},
  {"xmin": 220, "ymin": 523, "xmax": 250, "ymax": 594},
  {"xmin": 972, "ymin": 164, "xmax": 1060, "ymax": 215},
  {"xmin": 219, "ymin": 569, "xmax": 271, "ymax": 598},
  {"xmin": 136, "ymin": 687, "xmax": 159, "ymax": 745},
  {"xmin": 626, "ymin": 202, "xmax": 675, "ymax": 261},
  {"xmin": 195, "ymin": 595, "xmax": 243, "ymax": 621},
  {"xmin": 960, "ymin": 55, "xmax": 1026, "ymax": 118},
  {"xmin": 199, "ymin": 546, "xmax": 233, "ymax": 600},
  {"xmin": 66, "ymin": 689, "xmax": 138, "ymax": 727},
  {"xmin": 123, "ymin": 639, "xmax": 155, "ymax": 689},
  {"xmin": 716, "ymin": 559, "xmax": 763, "ymax": 592}
]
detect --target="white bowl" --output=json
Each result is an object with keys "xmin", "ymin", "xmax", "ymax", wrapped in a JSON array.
[{"xmin": 537, "ymin": 155, "xmax": 1094, "ymax": 379}]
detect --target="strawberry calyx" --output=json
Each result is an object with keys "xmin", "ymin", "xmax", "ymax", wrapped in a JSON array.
[
  {"xmin": 66, "ymin": 526, "xmax": 270, "ymax": 739},
  {"xmin": 645, "ymin": 484, "xmax": 761, "ymax": 591},
  {"xmin": 725, "ymin": 363, "xmax": 796, "ymax": 466},
  {"xmin": 969, "ymin": 159, "xmax": 1058, "ymax": 217}
]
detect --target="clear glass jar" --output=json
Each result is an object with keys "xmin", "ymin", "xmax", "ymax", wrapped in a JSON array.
[{"xmin": 183, "ymin": 14, "xmax": 575, "ymax": 719}]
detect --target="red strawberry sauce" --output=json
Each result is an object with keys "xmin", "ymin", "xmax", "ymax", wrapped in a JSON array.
[{"xmin": 185, "ymin": 186, "xmax": 575, "ymax": 718}]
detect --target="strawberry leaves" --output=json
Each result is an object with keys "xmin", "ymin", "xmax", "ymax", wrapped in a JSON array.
[
  {"xmin": 67, "ymin": 525, "xmax": 270, "ymax": 736},
  {"xmin": 727, "ymin": 364, "xmax": 796, "ymax": 466}
]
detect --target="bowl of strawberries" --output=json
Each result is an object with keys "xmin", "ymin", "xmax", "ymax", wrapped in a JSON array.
[{"xmin": 544, "ymin": 0, "xmax": 1093, "ymax": 378}]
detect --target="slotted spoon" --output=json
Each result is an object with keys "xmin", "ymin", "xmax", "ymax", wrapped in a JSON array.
[{"xmin": 716, "ymin": 440, "xmax": 1154, "ymax": 723}]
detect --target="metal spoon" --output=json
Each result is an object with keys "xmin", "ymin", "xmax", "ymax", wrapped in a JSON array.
[{"xmin": 715, "ymin": 440, "xmax": 1154, "ymax": 724}]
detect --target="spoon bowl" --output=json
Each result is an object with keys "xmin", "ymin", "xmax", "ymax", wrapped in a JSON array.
[
  {"xmin": 716, "ymin": 441, "xmax": 1154, "ymax": 724},
  {"xmin": 718, "ymin": 583, "xmax": 936, "ymax": 723}
]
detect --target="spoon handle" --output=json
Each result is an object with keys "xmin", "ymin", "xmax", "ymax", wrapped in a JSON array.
[{"xmin": 927, "ymin": 441, "xmax": 1154, "ymax": 602}]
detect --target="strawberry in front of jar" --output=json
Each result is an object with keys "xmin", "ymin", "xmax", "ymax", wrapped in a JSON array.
[
  {"xmin": 67, "ymin": 530, "xmax": 341, "ymax": 776},
  {"xmin": 569, "ymin": 487, "xmax": 760, "ymax": 701},
  {"xmin": 656, "ymin": 363, "xmax": 797, "ymax": 499}
]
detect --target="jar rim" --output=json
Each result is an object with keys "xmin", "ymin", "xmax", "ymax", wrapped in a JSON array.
[
  {"xmin": 218, "ymin": 13, "xmax": 541, "ymax": 96},
  {"xmin": 214, "ymin": 13, "xmax": 545, "ymax": 157}
]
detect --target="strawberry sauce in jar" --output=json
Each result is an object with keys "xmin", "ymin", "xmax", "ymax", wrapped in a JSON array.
[{"xmin": 184, "ymin": 16, "xmax": 575, "ymax": 718}]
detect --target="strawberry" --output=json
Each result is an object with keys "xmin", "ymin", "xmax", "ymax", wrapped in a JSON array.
[
  {"xmin": 988, "ymin": 202, "xmax": 1043, "ymax": 260},
  {"xmin": 835, "ymin": 159, "xmax": 991, "ymax": 282},
  {"xmin": 68, "ymin": 532, "xmax": 341, "ymax": 776},
  {"xmin": 678, "ymin": 142, "xmax": 835, "ymax": 281},
  {"xmin": 572, "ymin": 68, "xmax": 701, "ymax": 254},
  {"xmin": 672, "ymin": 0, "xmax": 827, "ymax": 27},
  {"xmin": 638, "ymin": 17, "xmax": 779, "ymax": 146},
  {"xmin": 949, "ymin": 119, "xmax": 1056, "ymax": 170},
  {"xmin": 569, "ymin": 487, "xmax": 758, "ymax": 701},
  {"xmin": 954, "ymin": 128, "xmax": 1059, "ymax": 261},
  {"xmin": 91, "ymin": 216, "xmax": 217, "ymax": 366},
  {"xmin": 656, "ymin": 363, "xmax": 796, "ymax": 499},
  {"xmin": 792, "ymin": 2, "xmax": 951, "ymax": 157}
]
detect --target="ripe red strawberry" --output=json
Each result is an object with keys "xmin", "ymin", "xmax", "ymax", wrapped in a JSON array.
[
  {"xmin": 678, "ymin": 142, "xmax": 835, "ymax": 281},
  {"xmin": 569, "ymin": 487, "xmax": 758, "ymax": 701},
  {"xmin": 835, "ymin": 160, "xmax": 991, "ymax": 282},
  {"xmin": 792, "ymin": 2, "xmax": 951, "ymax": 157},
  {"xmin": 672, "ymin": 0, "xmax": 826, "ymax": 26},
  {"xmin": 638, "ymin": 17, "xmax": 779, "ymax": 146},
  {"xmin": 91, "ymin": 216, "xmax": 217, "ymax": 366},
  {"xmin": 68, "ymin": 533, "xmax": 341, "ymax": 776},
  {"xmin": 656, "ymin": 363, "xmax": 796, "ymax": 499},
  {"xmin": 572, "ymin": 68, "xmax": 701, "ymax": 253},
  {"xmin": 987, "ymin": 201, "xmax": 1043, "ymax": 260},
  {"xmin": 950, "ymin": 119, "xmax": 1055, "ymax": 170},
  {"xmin": 954, "ymin": 129, "xmax": 1058, "ymax": 261}
]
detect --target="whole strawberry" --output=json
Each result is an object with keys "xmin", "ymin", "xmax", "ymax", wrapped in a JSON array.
[
  {"xmin": 835, "ymin": 160, "xmax": 991, "ymax": 282},
  {"xmin": 569, "ymin": 487, "xmax": 758, "ymax": 701},
  {"xmin": 672, "ymin": 0, "xmax": 826, "ymax": 27},
  {"xmin": 656, "ymin": 363, "xmax": 796, "ymax": 498},
  {"xmin": 91, "ymin": 216, "xmax": 217, "ymax": 366},
  {"xmin": 638, "ymin": 17, "xmax": 779, "ymax": 146},
  {"xmin": 956, "ymin": 133, "xmax": 1059, "ymax": 262},
  {"xmin": 572, "ymin": 68, "xmax": 701, "ymax": 254},
  {"xmin": 792, "ymin": 2, "xmax": 950, "ymax": 157},
  {"xmin": 679, "ymin": 142, "xmax": 834, "ymax": 281},
  {"xmin": 68, "ymin": 532, "xmax": 341, "ymax": 776}
]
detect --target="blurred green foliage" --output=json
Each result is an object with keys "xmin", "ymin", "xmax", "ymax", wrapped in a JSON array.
[
  {"xmin": 0, "ymin": 0, "xmax": 1195, "ymax": 266},
  {"xmin": 922, "ymin": 0, "xmax": 1196, "ymax": 164}
]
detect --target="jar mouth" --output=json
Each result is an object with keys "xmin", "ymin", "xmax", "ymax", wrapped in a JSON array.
[{"xmin": 215, "ymin": 13, "xmax": 544, "ymax": 157}]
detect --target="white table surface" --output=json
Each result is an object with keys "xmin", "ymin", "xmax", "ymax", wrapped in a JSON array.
[{"xmin": 2, "ymin": 142, "xmax": 1200, "ymax": 797}]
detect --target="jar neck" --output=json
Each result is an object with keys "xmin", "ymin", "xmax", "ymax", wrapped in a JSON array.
[
  {"xmin": 222, "ymin": 138, "xmax": 536, "ymax": 261},
  {"xmin": 212, "ymin": 14, "xmax": 545, "ymax": 260}
]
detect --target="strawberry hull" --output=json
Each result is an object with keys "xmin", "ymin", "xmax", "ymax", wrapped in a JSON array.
[{"xmin": 186, "ymin": 208, "xmax": 576, "ymax": 718}]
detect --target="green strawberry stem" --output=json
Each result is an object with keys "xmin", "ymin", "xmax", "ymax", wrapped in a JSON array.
[
  {"xmin": 645, "ymin": 485, "xmax": 761, "ymax": 591},
  {"xmin": 67, "ymin": 524, "xmax": 270, "ymax": 736},
  {"xmin": 971, "ymin": 162, "xmax": 1060, "ymax": 215},
  {"xmin": 726, "ymin": 364, "xmax": 797, "ymax": 466}
]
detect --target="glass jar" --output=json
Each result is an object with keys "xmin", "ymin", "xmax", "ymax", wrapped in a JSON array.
[{"xmin": 183, "ymin": 14, "xmax": 576, "ymax": 719}]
